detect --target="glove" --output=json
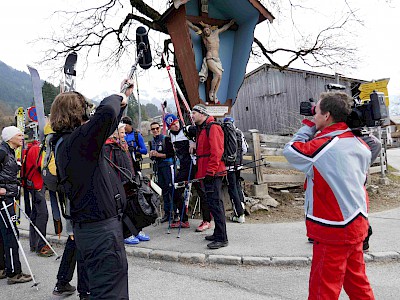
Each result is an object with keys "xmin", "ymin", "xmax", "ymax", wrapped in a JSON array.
[{"xmin": 203, "ymin": 175, "xmax": 214, "ymax": 184}]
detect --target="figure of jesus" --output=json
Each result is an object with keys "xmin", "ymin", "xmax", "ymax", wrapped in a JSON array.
[{"xmin": 187, "ymin": 19, "xmax": 235, "ymax": 104}]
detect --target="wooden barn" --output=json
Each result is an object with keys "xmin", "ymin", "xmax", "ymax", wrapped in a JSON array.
[{"xmin": 231, "ymin": 64, "xmax": 367, "ymax": 135}]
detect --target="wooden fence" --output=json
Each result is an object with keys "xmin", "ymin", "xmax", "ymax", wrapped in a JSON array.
[
  {"xmin": 243, "ymin": 129, "xmax": 387, "ymax": 185},
  {"xmin": 140, "ymin": 129, "xmax": 387, "ymax": 187}
]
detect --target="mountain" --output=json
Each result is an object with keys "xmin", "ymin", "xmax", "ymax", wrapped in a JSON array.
[
  {"xmin": 0, "ymin": 60, "xmax": 34, "ymax": 110},
  {"xmin": 390, "ymin": 95, "xmax": 400, "ymax": 116}
]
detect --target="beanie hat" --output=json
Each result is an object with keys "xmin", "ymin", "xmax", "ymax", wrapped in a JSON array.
[
  {"xmin": 192, "ymin": 104, "xmax": 208, "ymax": 116},
  {"xmin": 164, "ymin": 113, "xmax": 179, "ymax": 129},
  {"xmin": 2, "ymin": 126, "xmax": 22, "ymax": 142},
  {"xmin": 118, "ymin": 123, "xmax": 126, "ymax": 130}
]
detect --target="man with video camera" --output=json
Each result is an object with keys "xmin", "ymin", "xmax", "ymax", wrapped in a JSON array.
[
  {"xmin": 50, "ymin": 80, "xmax": 134, "ymax": 299},
  {"xmin": 283, "ymin": 92, "xmax": 375, "ymax": 299}
]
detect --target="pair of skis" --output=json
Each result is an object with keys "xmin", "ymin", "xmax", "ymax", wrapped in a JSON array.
[{"xmin": 27, "ymin": 52, "xmax": 78, "ymax": 142}]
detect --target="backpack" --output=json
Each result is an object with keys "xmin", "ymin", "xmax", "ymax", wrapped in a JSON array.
[
  {"xmin": 105, "ymin": 156, "xmax": 160, "ymax": 238},
  {"xmin": 40, "ymin": 133, "xmax": 59, "ymax": 192},
  {"xmin": 122, "ymin": 176, "xmax": 160, "ymax": 238},
  {"xmin": 205, "ymin": 121, "xmax": 238, "ymax": 166},
  {"xmin": 20, "ymin": 141, "xmax": 39, "ymax": 188}
]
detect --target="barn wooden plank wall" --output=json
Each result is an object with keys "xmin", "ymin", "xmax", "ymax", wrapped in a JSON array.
[{"xmin": 231, "ymin": 64, "xmax": 366, "ymax": 135}]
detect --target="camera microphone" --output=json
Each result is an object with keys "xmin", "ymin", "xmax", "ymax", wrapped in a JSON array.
[{"xmin": 136, "ymin": 26, "xmax": 152, "ymax": 70}]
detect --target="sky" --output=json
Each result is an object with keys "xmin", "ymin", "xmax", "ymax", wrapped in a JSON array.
[{"xmin": 0, "ymin": 0, "xmax": 399, "ymax": 106}]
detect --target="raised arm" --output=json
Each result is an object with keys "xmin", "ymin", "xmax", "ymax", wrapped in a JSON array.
[
  {"xmin": 217, "ymin": 19, "xmax": 235, "ymax": 34},
  {"xmin": 186, "ymin": 20, "xmax": 202, "ymax": 35}
]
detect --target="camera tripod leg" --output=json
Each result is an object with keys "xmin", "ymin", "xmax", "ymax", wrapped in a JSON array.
[{"xmin": 1, "ymin": 201, "xmax": 39, "ymax": 289}]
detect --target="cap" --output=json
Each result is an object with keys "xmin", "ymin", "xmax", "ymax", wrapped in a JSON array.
[
  {"xmin": 164, "ymin": 113, "xmax": 179, "ymax": 129},
  {"xmin": 192, "ymin": 104, "xmax": 208, "ymax": 116},
  {"xmin": 2, "ymin": 126, "xmax": 22, "ymax": 142},
  {"xmin": 121, "ymin": 116, "xmax": 133, "ymax": 126}
]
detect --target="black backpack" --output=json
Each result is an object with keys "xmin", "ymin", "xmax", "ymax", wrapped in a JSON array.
[
  {"xmin": 105, "ymin": 156, "xmax": 160, "ymax": 238},
  {"xmin": 205, "ymin": 121, "xmax": 238, "ymax": 166}
]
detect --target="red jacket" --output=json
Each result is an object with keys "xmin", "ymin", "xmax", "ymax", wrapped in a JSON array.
[
  {"xmin": 195, "ymin": 116, "xmax": 226, "ymax": 178},
  {"xmin": 283, "ymin": 122, "xmax": 371, "ymax": 245},
  {"xmin": 24, "ymin": 142, "xmax": 43, "ymax": 190}
]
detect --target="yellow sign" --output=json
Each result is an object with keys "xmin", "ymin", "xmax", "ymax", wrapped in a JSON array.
[{"xmin": 359, "ymin": 78, "xmax": 390, "ymax": 106}]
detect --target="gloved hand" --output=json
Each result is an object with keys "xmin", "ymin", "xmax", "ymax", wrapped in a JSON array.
[{"xmin": 203, "ymin": 175, "xmax": 214, "ymax": 184}]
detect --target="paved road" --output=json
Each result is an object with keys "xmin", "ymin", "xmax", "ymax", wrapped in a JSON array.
[{"xmin": 2, "ymin": 238, "xmax": 400, "ymax": 299}]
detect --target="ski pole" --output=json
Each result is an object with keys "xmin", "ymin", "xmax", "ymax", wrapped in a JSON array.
[
  {"xmin": 162, "ymin": 53, "xmax": 194, "ymax": 125},
  {"xmin": 174, "ymin": 161, "xmax": 271, "ymax": 188},
  {"xmin": 177, "ymin": 161, "xmax": 193, "ymax": 238},
  {"xmin": 1, "ymin": 201, "xmax": 39, "ymax": 289},
  {"xmin": 162, "ymin": 53, "xmax": 185, "ymax": 123},
  {"xmin": 14, "ymin": 200, "xmax": 60, "ymax": 259},
  {"xmin": 167, "ymin": 164, "xmax": 175, "ymax": 234}
]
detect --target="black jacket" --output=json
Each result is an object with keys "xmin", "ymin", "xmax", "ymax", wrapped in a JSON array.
[
  {"xmin": 104, "ymin": 141, "xmax": 134, "ymax": 185},
  {"xmin": 0, "ymin": 142, "xmax": 20, "ymax": 197},
  {"xmin": 55, "ymin": 94, "xmax": 126, "ymax": 222}
]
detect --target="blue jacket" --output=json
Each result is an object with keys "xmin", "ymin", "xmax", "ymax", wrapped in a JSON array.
[{"xmin": 125, "ymin": 131, "xmax": 147, "ymax": 155}]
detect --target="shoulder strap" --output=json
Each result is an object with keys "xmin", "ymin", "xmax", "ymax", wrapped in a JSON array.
[
  {"xmin": 205, "ymin": 121, "xmax": 219, "ymax": 137},
  {"xmin": 134, "ymin": 131, "xmax": 139, "ymax": 146},
  {"xmin": 104, "ymin": 155, "xmax": 136, "ymax": 185},
  {"xmin": 36, "ymin": 144, "xmax": 45, "ymax": 167}
]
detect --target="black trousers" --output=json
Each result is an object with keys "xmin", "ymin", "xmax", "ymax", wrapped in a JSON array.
[
  {"xmin": 204, "ymin": 177, "xmax": 227, "ymax": 242},
  {"xmin": 29, "ymin": 188, "xmax": 48, "ymax": 251},
  {"xmin": 193, "ymin": 182, "xmax": 212, "ymax": 222},
  {"xmin": 0, "ymin": 197, "xmax": 22, "ymax": 277},
  {"xmin": 23, "ymin": 187, "xmax": 32, "ymax": 217},
  {"xmin": 57, "ymin": 235, "xmax": 89, "ymax": 295},
  {"xmin": 73, "ymin": 216, "xmax": 128, "ymax": 299},
  {"xmin": 227, "ymin": 171, "xmax": 245, "ymax": 216}
]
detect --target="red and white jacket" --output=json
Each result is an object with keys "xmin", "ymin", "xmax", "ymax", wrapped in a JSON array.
[{"xmin": 283, "ymin": 122, "xmax": 371, "ymax": 245}]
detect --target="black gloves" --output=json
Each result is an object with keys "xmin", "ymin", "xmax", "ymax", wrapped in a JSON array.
[{"xmin": 203, "ymin": 175, "xmax": 214, "ymax": 184}]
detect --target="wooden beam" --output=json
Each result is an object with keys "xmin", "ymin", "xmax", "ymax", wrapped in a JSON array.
[
  {"xmin": 248, "ymin": 0, "xmax": 275, "ymax": 23},
  {"xmin": 186, "ymin": 16, "xmax": 239, "ymax": 30},
  {"xmin": 263, "ymin": 174, "xmax": 305, "ymax": 183}
]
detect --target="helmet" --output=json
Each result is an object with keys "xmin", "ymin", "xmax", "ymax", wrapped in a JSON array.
[{"xmin": 223, "ymin": 116, "xmax": 234, "ymax": 123}]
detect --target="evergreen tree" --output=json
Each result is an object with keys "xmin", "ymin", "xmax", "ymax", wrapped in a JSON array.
[
  {"xmin": 145, "ymin": 103, "xmax": 160, "ymax": 118},
  {"xmin": 42, "ymin": 81, "xmax": 59, "ymax": 115}
]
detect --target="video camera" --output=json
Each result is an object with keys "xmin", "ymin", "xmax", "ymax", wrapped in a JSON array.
[{"xmin": 300, "ymin": 91, "xmax": 388, "ymax": 129}]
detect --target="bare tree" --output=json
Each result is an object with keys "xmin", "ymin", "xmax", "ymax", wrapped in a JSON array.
[{"xmin": 40, "ymin": 0, "xmax": 371, "ymax": 74}]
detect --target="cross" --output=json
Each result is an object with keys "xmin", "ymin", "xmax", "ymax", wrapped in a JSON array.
[{"xmin": 186, "ymin": 0, "xmax": 238, "ymax": 103}]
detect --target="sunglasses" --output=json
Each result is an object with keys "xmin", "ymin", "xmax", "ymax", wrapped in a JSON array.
[{"xmin": 151, "ymin": 127, "xmax": 160, "ymax": 131}]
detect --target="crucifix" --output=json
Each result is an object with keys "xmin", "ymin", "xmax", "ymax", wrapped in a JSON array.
[{"xmin": 186, "ymin": 0, "xmax": 238, "ymax": 104}]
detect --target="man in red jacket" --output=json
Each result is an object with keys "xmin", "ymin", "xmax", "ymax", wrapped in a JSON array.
[
  {"xmin": 283, "ymin": 92, "xmax": 375, "ymax": 299},
  {"xmin": 24, "ymin": 140, "xmax": 53, "ymax": 257},
  {"xmin": 191, "ymin": 104, "xmax": 227, "ymax": 249}
]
